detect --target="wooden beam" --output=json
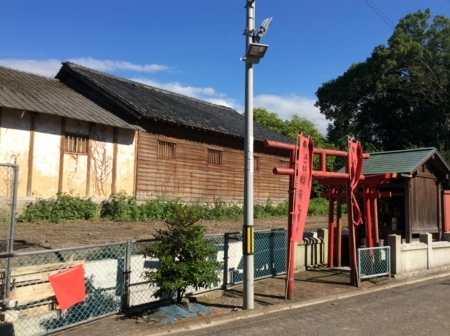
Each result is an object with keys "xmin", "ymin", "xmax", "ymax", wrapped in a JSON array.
[
  {"xmin": 360, "ymin": 173, "xmax": 396, "ymax": 185},
  {"xmin": 86, "ymin": 123, "xmax": 94, "ymax": 197},
  {"xmin": 320, "ymin": 191, "xmax": 392, "ymax": 199},
  {"xmin": 372, "ymin": 187, "xmax": 380, "ymax": 245},
  {"xmin": 438, "ymin": 181, "xmax": 442, "ymax": 239},
  {"xmin": 328, "ymin": 186, "xmax": 335, "ymax": 268},
  {"xmin": 111, "ymin": 127, "xmax": 118, "ymax": 195},
  {"xmin": 405, "ymin": 178, "xmax": 412, "ymax": 243},
  {"xmin": 58, "ymin": 117, "xmax": 65, "ymax": 193},
  {"xmin": 336, "ymin": 199, "xmax": 342, "ymax": 267},
  {"xmin": 133, "ymin": 130, "xmax": 140, "ymax": 198},
  {"xmin": 27, "ymin": 113, "xmax": 37, "ymax": 197}
]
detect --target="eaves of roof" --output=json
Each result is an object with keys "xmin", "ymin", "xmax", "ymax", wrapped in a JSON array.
[
  {"xmin": 362, "ymin": 147, "xmax": 450, "ymax": 175},
  {"xmin": 0, "ymin": 65, "xmax": 143, "ymax": 131},
  {"xmin": 57, "ymin": 62, "xmax": 294, "ymax": 145}
]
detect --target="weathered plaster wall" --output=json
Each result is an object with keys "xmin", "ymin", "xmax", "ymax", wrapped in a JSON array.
[
  {"xmin": 90, "ymin": 125, "xmax": 113, "ymax": 197},
  {"xmin": 32, "ymin": 114, "xmax": 60, "ymax": 196},
  {"xmin": 115, "ymin": 129, "xmax": 136, "ymax": 195},
  {"xmin": 0, "ymin": 107, "xmax": 137, "ymax": 201},
  {"xmin": 0, "ymin": 108, "xmax": 30, "ymax": 197}
]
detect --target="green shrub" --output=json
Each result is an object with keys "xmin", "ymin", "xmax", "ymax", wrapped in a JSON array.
[
  {"xmin": 141, "ymin": 197, "xmax": 180, "ymax": 220},
  {"xmin": 100, "ymin": 192, "xmax": 143, "ymax": 221},
  {"xmin": 143, "ymin": 203, "xmax": 221, "ymax": 303},
  {"xmin": 18, "ymin": 192, "xmax": 336, "ymax": 224},
  {"xmin": 17, "ymin": 193, "xmax": 98, "ymax": 223}
]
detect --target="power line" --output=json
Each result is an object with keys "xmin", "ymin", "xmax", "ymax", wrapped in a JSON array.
[{"xmin": 364, "ymin": 0, "xmax": 395, "ymax": 30}]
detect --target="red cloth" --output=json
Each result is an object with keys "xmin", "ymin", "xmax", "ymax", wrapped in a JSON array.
[
  {"xmin": 348, "ymin": 140, "xmax": 363, "ymax": 226},
  {"xmin": 49, "ymin": 264, "xmax": 86, "ymax": 311},
  {"xmin": 290, "ymin": 134, "xmax": 314, "ymax": 242}
]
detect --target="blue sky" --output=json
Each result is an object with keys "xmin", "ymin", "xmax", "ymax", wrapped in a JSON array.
[{"xmin": 2, "ymin": 1, "xmax": 450, "ymax": 135}]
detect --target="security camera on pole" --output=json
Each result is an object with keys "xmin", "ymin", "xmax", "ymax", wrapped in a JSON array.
[{"xmin": 241, "ymin": 0, "xmax": 272, "ymax": 311}]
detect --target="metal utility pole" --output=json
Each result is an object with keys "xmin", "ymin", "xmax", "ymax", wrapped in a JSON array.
[
  {"xmin": 242, "ymin": 0, "xmax": 271, "ymax": 311},
  {"xmin": 243, "ymin": 0, "xmax": 255, "ymax": 311}
]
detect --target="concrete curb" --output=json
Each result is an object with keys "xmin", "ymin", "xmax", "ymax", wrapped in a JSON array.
[{"xmin": 134, "ymin": 270, "xmax": 450, "ymax": 336}]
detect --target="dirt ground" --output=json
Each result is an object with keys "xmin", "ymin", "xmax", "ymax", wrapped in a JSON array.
[{"xmin": 6, "ymin": 216, "xmax": 331, "ymax": 251}]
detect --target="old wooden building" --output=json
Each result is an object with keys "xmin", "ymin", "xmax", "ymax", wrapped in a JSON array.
[
  {"xmin": 361, "ymin": 147, "xmax": 450, "ymax": 243},
  {"xmin": 0, "ymin": 65, "xmax": 142, "ymax": 206},
  {"xmin": 56, "ymin": 62, "xmax": 293, "ymax": 204}
]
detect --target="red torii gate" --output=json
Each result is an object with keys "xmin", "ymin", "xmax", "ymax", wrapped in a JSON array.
[
  {"xmin": 265, "ymin": 136, "xmax": 393, "ymax": 298},
  {"xmin": 317, "ymin": 173, "xmax": 394, "ymax": 267}
]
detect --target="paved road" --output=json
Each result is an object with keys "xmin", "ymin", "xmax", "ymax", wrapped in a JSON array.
[{"xmin": 181, "ymin": 276, "xmax": 450, "ymax": 336}]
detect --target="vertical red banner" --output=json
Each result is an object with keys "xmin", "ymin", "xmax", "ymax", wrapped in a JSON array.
[
  {"xmin": 290, "ymin": 134, "xmax": 314, "ymax": 242},
  {"xmin": 348, "ymin": 140, "xmax": 363, "ymax": 226}
]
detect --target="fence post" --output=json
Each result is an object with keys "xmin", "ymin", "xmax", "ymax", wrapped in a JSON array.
[
  {"xmin": 4, "ymin": 164, "xmax": 19, "ymax": 306},
  {"xmin": 419, "ymin": 233, "xmax": 433, "ymax": 270},
  {"xmin": 388, "ymin": 234, "xmax": 401, "ymax": 275},
  {"xmin": 121, "ymin": 240, "xmax": 132, "ymax": 312},
  {"xmin": 223, "ymin": 233, "xmax": 229, "ymax": 290}
]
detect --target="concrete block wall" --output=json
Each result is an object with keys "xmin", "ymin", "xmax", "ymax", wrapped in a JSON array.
[
  {"xmin": 388, "ymin": 233, "xmax": 450, "ymax": 279},
  {"xmin": 294, "ymin": 229, "xmax": 328, "ymax": 271}
]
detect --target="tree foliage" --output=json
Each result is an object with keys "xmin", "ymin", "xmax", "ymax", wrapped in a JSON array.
[
  {"xmin": 316, "ymin": 9, "xmax": 450, "ymax": 160},
  {"xmin": 143, "ymin": 204, "xmax": 221, "ymax": 304},
  {"xmin": 253, "ymin": 107, "xmax": 326, "ymax": 147}
]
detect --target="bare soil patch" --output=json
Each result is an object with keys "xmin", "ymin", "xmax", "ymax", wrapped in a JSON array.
[{"xmin": 7, "ymin": 216, "xmax": 330, "ymax": 251}]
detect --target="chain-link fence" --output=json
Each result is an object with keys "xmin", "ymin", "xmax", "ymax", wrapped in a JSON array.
[
  {"xmin": 358, "ymin": 246, "xmax": 391, "ymax": 280},
  {"xmin": 0, "ymin": 227, "xmax": 290, "ymax": 336},
  {"xmin": 0, "ymin": 242, "xmax": 127, "ymax": 336}
]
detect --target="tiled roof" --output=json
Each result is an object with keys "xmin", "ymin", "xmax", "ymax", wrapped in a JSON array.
[
  {"xmin": 0, "ymin": 65, "xmax": 143, "ymax": 131},
  {"xmin": 362, "ymin": 147, "xmax": 450, "ymax": 175},
  {"xmin": 58, "ymin": 62, "xmax": 294, "ymax": 144}
]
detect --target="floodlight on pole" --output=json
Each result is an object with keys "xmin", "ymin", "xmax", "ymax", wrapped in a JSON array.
[
  {"xmin": 244, "ymin": 43, "xmax": 269, "ymax": 64},
  {"xmin": 242, "ymin": 0, "xmax": 271, "ymax": 311}
]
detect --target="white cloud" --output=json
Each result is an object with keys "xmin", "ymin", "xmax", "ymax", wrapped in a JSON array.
[
  {"xmin": 132, "ymin": 77, "xmax": 240, "ymax": 110},
  {"xmin": 131, "ymin": 78, "xmax": 216, "ymax": 97},
  {"xmin": 0, "ymin": 59, "xmax": 62, "ymax": 77},
  {"xmin": 0, "ymin": 57, "xmax": 169, "ymax": 78},
  {"xmin": 69, "ymin": 57, "xmax": 169, "ymax": 73},
  {"xmin": 253, "ymin": 94, "xmax": 328, "ymax": 135}
]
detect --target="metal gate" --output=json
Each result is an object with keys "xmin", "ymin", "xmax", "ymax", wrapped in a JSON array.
[
  {"xmin": 0, "ymin": 164, "xmax": 19, "ymax": 254},
  {"xmin": 0, "ymin": 164, "xmax": 19, "ymax": 308},
  {"xmin": 358, "ymin": 246, "xmax": 391, "ymax": 280}
]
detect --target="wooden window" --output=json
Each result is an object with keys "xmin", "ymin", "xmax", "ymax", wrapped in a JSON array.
[
  {"xmin": 158, "ymin": 140, "xmax": 176, "ymax": 159},
  {"xmin": 279, "ymin": 160, "xmax": 290, "ymax": 168},
  {"xmin": 64, "ymin": 134, "xmax": 89, "ymax": 155},
  {"xmin": 254, "ymin": 156, "xmax": 260, "ymax": 171},
  {"xmin": 208, "ymin": 148, "xmax": 222, "ymax": 165}
]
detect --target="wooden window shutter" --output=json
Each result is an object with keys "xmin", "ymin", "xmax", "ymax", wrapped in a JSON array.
[
  {"xmin": 158, "ymin": 140, "xmax": 176, "ymax": 159},
  {"xmin": 64, "ymin": 134, "xmax": 89, "ymax": 155},
  {"xmin": 254, "ymin": 156, "xmax": 260, "ymax": 171},
  {"xmin": 208, "ymin": 149, "xmax": 222, "ymax": 165}
]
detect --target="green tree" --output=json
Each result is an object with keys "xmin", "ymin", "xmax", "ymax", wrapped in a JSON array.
[
  {"xmin": 143, "ymin": 204, "xmax": 221, "ymax": 304},
  {"xmin": 316, "ymin": 9, "xmax": 450, "ymax": 159},
  {"xmin": 253, "ymin": 107, "xmax": 326, "ymax": 147}
]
